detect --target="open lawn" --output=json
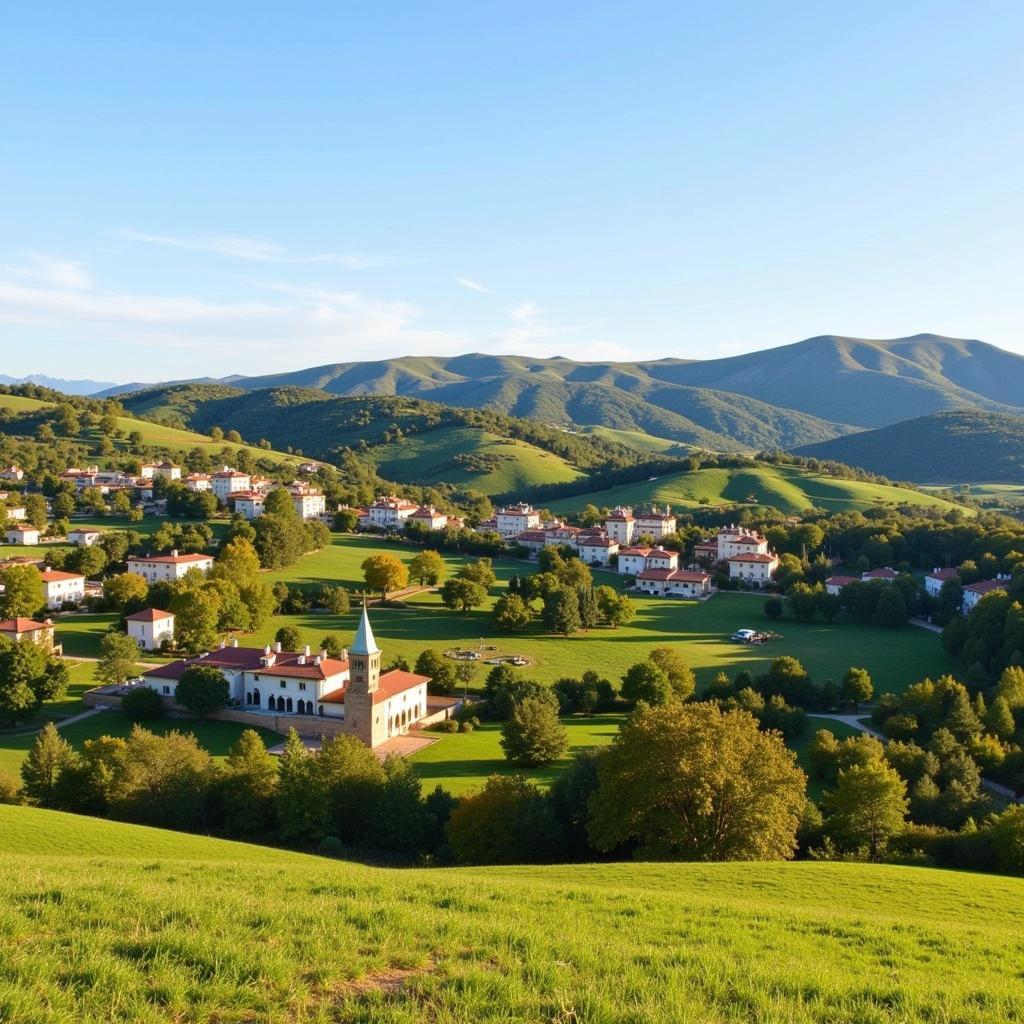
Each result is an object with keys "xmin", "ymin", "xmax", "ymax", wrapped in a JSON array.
[
  {"xmin": 255, "ymin": 536, "xmax": 956, "ymax": 695},
  {"xmin": 1, "ymin": 804, "xmax": 1023, "ymax": 1023},
  {"xmin": 409, "ymin": 715, "xmax": 625, "ymax": 796},
  {"xmin": 52, "ymin": 534, "xmax": 958, "ymax": 703},
  {"xmin": 547, "ymin": 463, "xmax": 970, "ymax": 515},
  {"xmin": 0, "ymin": 709, "xmax": 279, "ymax": 778}
]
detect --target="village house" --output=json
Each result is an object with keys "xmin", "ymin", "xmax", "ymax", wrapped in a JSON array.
[
  {"xmin": 925, "ymin": 567, "xmax": 959, "ymax": 598},
  {"xmin": 211, "ymin": 468, "xmax": 252, "ymax": 502},
  {"xmin": 153, "ymin": 461, "xmax": 181, "ymax": 481},
  {"xmin": 635, "ymin": 568, "xmax": 711, "ymax": 598},
  {"xmin": 728, "ymin": 551, "xmax": 779, "ymax": 586},
  {"xmin": 408, "ymin": 506, "xmax": 450, "ymax": 531},
  {"xmin": 125, "ymin": 608, "xmax": 175, "ymax": 651},
  {"xmin": 141, "ymin": 606, "xmax": 431, "ymax": 747},
  {"xmin": 67, "ymin": 527, "xmax": 101, "ymax": 546},
  {"xmin": 3, "ymin": 504, "xmax": 27, "ymax": 521},
  {"xmin": 645, "ymin": 547, "xmax": 679, "ymax": 571},
  {"xmin": 825, "ymin": 574, "xmax": 859, "ymax": 596},
  {"xmin": 693, "ymin": 539, "xmax": 720, "ymax": 563},
  {"xmin": 287, "ymin": 483, "xmax": 327, "ymax": 519},
  {"xmin": 616, "ymin": 545, "xmax": 653, "ymax": 576},
  {"xmin": 961, "ymin": 576, "xmax": 1012, "ymax": 614},
  {"xmin": 229, "ymin": 491, "xmax": 266, "ymax": 520},
  {"xmin": 297, "ymin": 461, "xmax": 320, "ymax": 474},
  {"xmin": 604, "ymin": 506, "xmax": 636, "ymax": 545},
  {"xmin": 366, "ymin": 495, "xmax": 419, "ymax": 531},
  {"xmin": 544, "ymin": 523, "xmax": 581, "ymax": 549},
  {"xmin": 862, "ymin": 567, "xmax": 899, "ymax": 582},
  {"xmin": 0, "ymin": 466, "xmax": 24, "ymax": 481},
  {"xmin": 716, "ymin": 525, "xmax": 770, "ymax": 560},
  {"xmin": 5, "ymin": 524, "xmax": 40, "ymax": 546},
  {"xmin": 39, "ymin": 569, "xmax": 85, "ymax": 609},
  {"xmin": 473, "ymin": 516, "xmax": 500, "ymax": 534},
  {"xmin": 126, "ymin": 550, "xmax": 215, "ymax": 583},
  {"xmin": 577, "ymin": 534, "xmax": 619, "ymax": 566},
  {"xmin": 513, "ymin": 528, "xmax": 548, "ymax": 555},
  {"xmin": 635, "ymin": 506, "xmax": 677, "ymax": 540},
  {"xmin": 496, "ymin": 502, "xmax": 541, "ymax": 539},
  {"xmin": 0, "ymin": 617, "xmax": 59, "ymax": 654},
  {"xmin": 138, "ymin": 463, "xmax": 160, "ymax": 479},
  {"xmin": 185, "ymin": 473, "xmax": 212, "ymax": 492}
]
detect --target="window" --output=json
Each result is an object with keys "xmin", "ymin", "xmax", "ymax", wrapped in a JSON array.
[
  {"xmin": 280, "ymin": 680, "xmax": 287, "ymax": 689},
  {"xmin": 162, "ymin": 685, "xmax": 170, "ymax": 695},
  {"xmin": 299, "ymin": 682, "xmax": 306, "ymax": 691}
]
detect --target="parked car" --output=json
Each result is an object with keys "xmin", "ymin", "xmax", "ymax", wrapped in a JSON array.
[{"xmin": 730, "ymin": 628, "xmax": 756, "ymax": 642}]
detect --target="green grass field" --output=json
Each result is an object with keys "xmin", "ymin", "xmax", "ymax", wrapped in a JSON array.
[
  {"xmin": 410, "ymin": 715, "xmax": 625, "ymax": 796},
  {"xmin": 368, "ymin": 425, "xmax": 583, "ymax": 492},
  {"xmin": 581, "ymin": 424, "xmax": 697, "ymax": 456},
  {"xmin": 0, "ymin": 711, "xmax": 279, "ymax": 778},
  {"xmin": 547, "ymin": 463, "xmax": 970, "ymax": 515},
  {"xmin": 43, "ymin": 534, "xmax": 951, "ymax": 695},
  {"xmin": 253, "ymin": 535, "xmax": 957, "ymax": 695},
  {"xmin": 1, "ymin": 804, "xmax": 1022, "ymax": 1023},
  {"xmin": 0, "ymin": 393, "xmax": 305, "ymax": 469}
]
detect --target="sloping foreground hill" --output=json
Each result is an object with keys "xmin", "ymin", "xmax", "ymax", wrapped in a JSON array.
[
  {"xmin": 2, "ymin": 806, "xmax": 1023, "ymax": 1023},
  {"xmin": 795, "ymin": 410, "xmax": 1024, "ymax": 484},
  {"xmin": 546, "ymin": 463, "xmax": 969, "ymax": 516}
]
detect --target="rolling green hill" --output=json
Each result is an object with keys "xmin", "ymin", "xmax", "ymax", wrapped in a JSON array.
[
  {"xmin": 546, "ymin": 463, "xmax": 970, "ymax": 515},
  {"xmin": 0, "ymin": 391, "xmax": 306, "ymax": 470},
  {"xmin": 795, "ymin": 410, "xmax": 1024, "ymax": 483},
  {"xmin": 2, "ymin": 804, "xmax": 1022, "ymax": 1023},
  {"xmin": 119, "ymin": 385, "xmax": 643, "ymax": 490}
]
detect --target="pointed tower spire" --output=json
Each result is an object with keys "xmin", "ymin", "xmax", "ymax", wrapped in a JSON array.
[{"xmin": 351, "ymin": 601, "xmax": 380, "ymax": 656}]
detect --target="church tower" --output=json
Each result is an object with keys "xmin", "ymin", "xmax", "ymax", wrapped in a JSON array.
[{"xmin": 345, "ymin": 603, "xmax": 384, "ymax": 746}]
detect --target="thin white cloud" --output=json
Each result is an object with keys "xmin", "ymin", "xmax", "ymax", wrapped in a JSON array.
[
  {"xmin": 507, "ymin": 299, "xmax": 542, "ymax": 322},
  {"xmin": 116, "ymin": 228, "xmax": 372, "ymax": 269},
  {"xmin": 0, "ymin": 253, "xmax": 93, "ymax": 291},
  {"xmin": 456, "ymin": 277, "xmax": 490, "ymax": 293}
]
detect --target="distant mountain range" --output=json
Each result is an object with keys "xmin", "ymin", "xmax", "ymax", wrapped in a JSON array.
[
  {"xmin": 795, "ymin": 411, "xmax": 1024, "ymax": 484},
  {"xmin": 28, "ymin": 333, "xmax": 1024, "ymax": 481},
  {"xmin": 0, "ymin": 373, "xmax": 119, "ymax": 395}
]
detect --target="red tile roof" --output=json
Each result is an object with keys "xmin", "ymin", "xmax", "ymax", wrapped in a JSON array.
[
  {"xmin": 618, "ymin": 546, "xmax": 653, "ymax": 557},
  {"xmin": 319, "ymin": 669, "xmax": 429, "ymax": 705},
  {"xmin": 129, "ymin": 553, "xmax": 213, "ymax": 565},
  {"xmin": 826, "ymin": 575, "xmax": 859, "ymax": 587},
  {"xmin": 728, "ymin": 553, "xmax": 776, "ymax": 563},
  {"xmin": 927, "ymin": 568, "xmax": 959, "ymax": 581},
  {"xmin": 125, "ymin": 608, "xmax": 174, "ymax": 623},
  {"xmin": 637, "ymin": 568, "xmax": 709, "ymax": 583},
  {"xmin": 0, "ymin": 617, "xmax": 50, "ymax": 633},
  {"xmin": 145, "ymin": 646, "xmax": 350, "ymax": 682},
  {"xmin": 40, "ymin": 570, "xmax": 84, "ymax": 582},
  {"xmin": 862, "ymin": 568, "xmax": 898, "ymax": 580},
  {"xmin": 963, "ymin": 579, "xmax": 1010, "ymax": 596}
]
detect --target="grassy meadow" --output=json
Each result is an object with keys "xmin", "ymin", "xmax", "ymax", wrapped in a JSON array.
[
  {"xmin": 1, "ymin": 804, "xmax": 1023, "ymax": 1023},
  {"xmin": 368, "ymin": 425, "xmax": 583, "ymax": 492},
  {"xmin": 545, "ymin": 463, "xmax": 970, "ymax": 515},
  {"xmin": 409, "ymin": 715, "xmax": 625, "ymax": 796},
  {"xmin": 0, "ymin": 392, "xmax": 306, "ymax": 469}
]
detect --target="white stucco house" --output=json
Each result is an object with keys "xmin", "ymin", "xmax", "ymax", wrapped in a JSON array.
[
  {"xmin": 727, "ymin": 552, "xmax": 779, "ymax": 586},
  {"xmin": 40, "ymin": 569, "xmax": 86, "ymax": 609},
  {"xmin": 211, "ymin": 468, "xmax": 252, "ymax": 501},
  {"xmin": 5, "ymin": 524, "xmax": 40, "ymax": 546},
  {"xmin": 125, "ymin": 607, "xmax": 175, "ymax": 650},
  {"xmin": 67, "ymin": 527, "xmax": 102, "ymax": 547},
  {"xmin": 127, "ymin": 550, "xmax": 215, "ymax": 583}
]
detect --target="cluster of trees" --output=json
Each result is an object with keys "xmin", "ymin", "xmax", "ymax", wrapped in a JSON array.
[
  {"xmin": 223, "ymin": 491, "xmax": 330, "ymax": 570},
  {"xmin": 775, "ymin": 576, "xmax": 917, "ymax": 627},
  {"xmin": 0, "ymin": 638, "xmax": 69, "ymax": 725},
  {"xmin": 492, "ymin": 555, "xmax": 635, "ymax": 635},
  {"xmin": 943, "ymin": 589, "xmax": 1024, "ymax": 686}
]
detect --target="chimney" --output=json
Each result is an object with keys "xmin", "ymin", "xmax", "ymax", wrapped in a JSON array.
[
  {"xmin": 219, "ymin": 639, "xmax": 226, "ymax": 649},
  {"xmin": 274, "ymin": 641, "xmax": 282, "ymax": 653},
  {"xmin": 303, "ymin": 644, "xmax": 311, "ymax": 657},
  {"xmin": 298, "ymin": 655, "xmax": 306, "ymax": 665},
  {"xmin": 319, "ymin": 648, "xmax": 327, "ymax": 660},
  {"xmin": 232, "ymin": 637, "xmax": 239, "ymax": 647},
  {"xmin": 341, "ymin": 647, "xmax": 348, "ymax": 661},
  {"xmin": 263, "ymin": 645, "xmax": 271, "ymax": 655},
  {"xmin": 314, "ymin": 655, "xmax": 321, "ymax": 665},
  {"xmin": 171, "ymin": 549, "xmax": 179, "ymax": 558}
]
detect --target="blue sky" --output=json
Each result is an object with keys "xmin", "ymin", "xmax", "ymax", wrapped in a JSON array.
[{"xmin": 1, "ymin": 1, "xmax": 1022, "ymax": 381}]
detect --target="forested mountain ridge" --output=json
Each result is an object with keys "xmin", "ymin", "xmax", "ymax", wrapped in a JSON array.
[{"xmin": 794, "ymin": 410, "xmax": 1024, "ymax": 484}]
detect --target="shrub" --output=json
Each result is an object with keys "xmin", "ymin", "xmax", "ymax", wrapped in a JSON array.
[{"xmin": 121, "ymin": 685, "xmax": 165, "ymax": 721}]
